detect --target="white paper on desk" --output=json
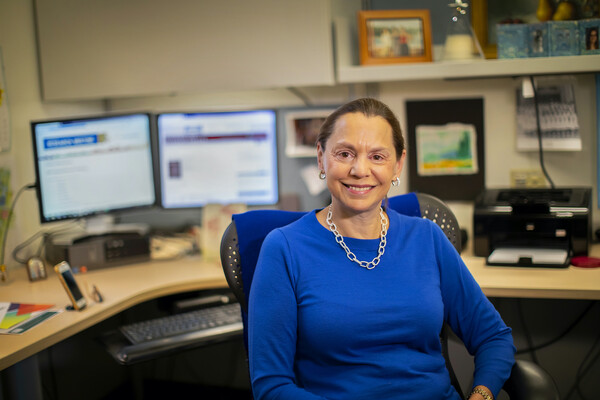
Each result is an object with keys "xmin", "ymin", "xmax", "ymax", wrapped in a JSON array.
[{"xmin": 487, "ymin": 247, "xmax": 568, "ymax": 265}]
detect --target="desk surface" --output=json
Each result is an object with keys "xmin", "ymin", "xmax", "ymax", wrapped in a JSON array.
[
  {"xmin": 2, "ymin": 249, "xmax": 600, "ymax": 371},
  {"xmin": 0, "ymin": 256, "xmax": 226, "ymax": 371}
]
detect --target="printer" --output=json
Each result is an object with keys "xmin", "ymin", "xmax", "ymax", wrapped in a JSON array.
[{"xmin": 473, "ymin": 188, "xmax": 591, "ymax": 267}]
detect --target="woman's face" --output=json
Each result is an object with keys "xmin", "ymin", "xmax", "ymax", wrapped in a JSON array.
[{"xmin": 317, "ymin": 112, "xmax": 405, "ymax": 215}]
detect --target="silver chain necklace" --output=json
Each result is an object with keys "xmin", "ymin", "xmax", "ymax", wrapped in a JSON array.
[{"xmin": 326, "ymin": 205, "xmax": 388, "ymax": 270}]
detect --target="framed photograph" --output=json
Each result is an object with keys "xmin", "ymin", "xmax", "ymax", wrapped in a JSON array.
[
  {"xmin": 549, "ymin": 20, "xmax": 580, "ymax": 56},
  {"xmin": 496, "ymin": 23, "xmax": 529, "ymax": 59},
  {"xmin": 528, "ymin": 23, "xmax": 549, "ymax": 57},
  {"xmin": 284, "ymin": 108, "xmax": 334, "ymax": 158},
  {"xmin": 579, "ymin": 18, "xmax": 600, "ymax": 55},
  {"xmin": 358, "ymin": 10, "xmax": 433, "ymax": 65}
]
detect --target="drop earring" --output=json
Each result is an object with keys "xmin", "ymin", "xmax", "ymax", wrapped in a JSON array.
[
  {"xmin": 319, "ymin": 170, "xmax": 326, "ymax": 180},
  {"xmin": 392, "ymin": 177, "xmax": 400, "ymax": 186}
]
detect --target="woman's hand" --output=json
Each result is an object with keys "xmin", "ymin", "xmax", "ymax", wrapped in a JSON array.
[{"xmin": 468, "ymin": 385, "xmax": 493, "ymax": 400}]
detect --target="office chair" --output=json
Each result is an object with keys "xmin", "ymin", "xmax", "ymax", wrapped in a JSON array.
[{"xmin": 220, "ymin": 192, "xmax": 560, "ymax": 400}]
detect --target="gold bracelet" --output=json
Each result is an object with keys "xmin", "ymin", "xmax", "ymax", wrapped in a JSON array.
[{"xmin": 470, "ymin": 387, "xmax": 493, "ymax": 400}]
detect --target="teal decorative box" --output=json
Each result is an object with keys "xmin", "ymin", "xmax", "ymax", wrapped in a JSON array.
[
  {"xmin": 528, "ymin": 23, "xmax": 549, "ymax": 57},
  {"xmin": 497, "ymin": 23, "xmax": 529, "ymax": 59},
  {"xmin": 578, "ymin": 19, "xmax": 600, "ymax": 55},
  {"xmin": 549, "ymin": 20, "xmax": 579, "ymax": 56}
]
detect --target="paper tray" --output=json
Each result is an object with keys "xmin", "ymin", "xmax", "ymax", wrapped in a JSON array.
[{"xmin": 487, "ymin": 247, "xmax": 570, "ymax": 268}]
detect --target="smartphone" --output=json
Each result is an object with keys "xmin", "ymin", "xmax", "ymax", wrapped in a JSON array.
[{"xmin": 54, "ymin": 261, "xmax": 87, "ymax": 310}]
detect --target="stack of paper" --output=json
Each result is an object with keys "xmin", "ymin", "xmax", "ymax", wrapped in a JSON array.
[{"xmin": 0, "ymin": 302, "xmax": 61, "ymax": 334}]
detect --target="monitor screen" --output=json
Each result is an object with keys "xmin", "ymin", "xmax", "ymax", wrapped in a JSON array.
[
  {"xmin": 157, "ymin": 110, "xmax": 278, "ymax": 208},
  {"xmin": 31, "ymin": 113, "xmax": 157, "ymax": 223}
]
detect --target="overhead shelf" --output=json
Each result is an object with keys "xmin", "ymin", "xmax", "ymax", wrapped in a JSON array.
[
  {"xmin": 333, "ymin": 17, "xmax": 600, "ymax": 84},
  {"xmin": 336, "ymin": 55, "xmax": 600, "ymax": 83}
]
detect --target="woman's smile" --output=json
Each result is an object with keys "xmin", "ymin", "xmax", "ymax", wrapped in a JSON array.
[{"xmin": 343, "ymin": 183, "xmax": 375, "ymax": 194}]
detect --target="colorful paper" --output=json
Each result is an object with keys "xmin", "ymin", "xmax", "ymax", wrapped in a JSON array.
[{"xmin": 0, "ymin": 302, "xmax": 57, "ymax": 334}]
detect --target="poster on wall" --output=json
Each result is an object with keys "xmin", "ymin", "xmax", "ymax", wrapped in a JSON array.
[
  {"xmin": 406, "ymin": 98, "xmax": 485, "ymax": 201},
  {"xmin": 416, "ymin": 123, "xmax": 479, "ymax": 177},
  {"xmin": 516, "ymin": 78, "xmax": 581, "ymax": 151}
]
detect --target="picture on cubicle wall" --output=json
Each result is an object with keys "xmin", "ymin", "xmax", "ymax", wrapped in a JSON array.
[
  {"xmin": 406, "ymin": 98, "xmax": 485, "ymax": 201},
  {"xmin": 415, "ymin": 123, "xmax": 479, "ymax": 177},
  {"xmin": 283, "ymin": 108, "xmax": 336, "ymax": 158}
]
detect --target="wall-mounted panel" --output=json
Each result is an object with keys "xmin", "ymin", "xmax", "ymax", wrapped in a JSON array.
[{"xmin": 34, "ymin": 0, "xmax": 334, "ymax": 100}]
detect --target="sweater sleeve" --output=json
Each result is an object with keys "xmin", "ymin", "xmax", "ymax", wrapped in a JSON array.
[
  {"xmin": 248, "ymin": 229, "xmax": 327, "ymax": 400},
  {"xmin": 432, "ymin": 223, "xmax": 516, "ymax": 397}
]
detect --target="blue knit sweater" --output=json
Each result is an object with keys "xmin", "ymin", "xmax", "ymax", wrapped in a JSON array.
[{"xmin": 248, "ymin": 210, "xmax": 515, "ymax": 400}]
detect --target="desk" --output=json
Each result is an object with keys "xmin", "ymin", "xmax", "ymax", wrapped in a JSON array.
[
  {"xmin": 0, "ymin": 256, "xmax": 227, "ymax": 371},
  {"xmin": 463, "ymin": 251, "xmax": 600, "ymax": 300},
  {"xmin": 2, "ymin": 249, "xmax": 600, "ymax": 372}
]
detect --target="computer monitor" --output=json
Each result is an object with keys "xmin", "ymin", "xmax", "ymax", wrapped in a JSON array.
[
  {"xmin": 31, "ymin": 113, "xmax": 157, "ymax": 232},
  {"xmin": 156, "ymin": 109, "xmax": 278, "ymax": 208}
]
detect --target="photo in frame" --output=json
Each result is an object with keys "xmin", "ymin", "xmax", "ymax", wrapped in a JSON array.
[
  {"xmin": 528, "ymin": 23, "xmax": 549, "ymax": 57},
  {"xmin": 283, "ymin": 108, "xmax": 335, "ymax": 158},
  {"xmin": 406, "ymin": 98, "xmax": 485, "ymax": 201},
  {"xmin": 549, "ymin": 20, "xmax": 580, "ymax": 56},
  {"xmin": 358, "ymin": 10, "xmax": 433, "ymax": 65},
  {"xmin": 579, "ymin": 18, "xmax": 600, "ymax": 55}
]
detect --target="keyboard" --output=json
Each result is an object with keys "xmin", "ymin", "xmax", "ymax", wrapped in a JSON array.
[{"xmin": 115, "ymin": 303, "xmax": 243, "ymax": 364}]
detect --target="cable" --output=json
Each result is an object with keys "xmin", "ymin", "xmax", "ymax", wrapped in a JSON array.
[
  {"xmin": 564, "ymin": 327, "xmax": 600, "ymax": 400},
  {"xmin": 516, "ymin": 301, "xmax": 596, "ymax": 354},
  {"xmin": 11, "ymin": 219, "xmax": 81, "ymax": 264},
  {"xmin": 0, "ymin": 183, "xmax": 36, "ymax": 270},
  {"xmin": 516, "ymin": 298, "xmax": 539, "ymax": 364},
  {"xmin": 12, "ymin": 231, "xmax": 47, "ymax": 264},
  {"xmin": 529, "ymin": 75, "xmax": 555, "ymax": 189}
]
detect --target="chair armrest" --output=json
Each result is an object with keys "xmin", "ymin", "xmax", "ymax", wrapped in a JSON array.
[{"xmin": 502, "ymin": 359, "xmax": 560, "ymax": 400}]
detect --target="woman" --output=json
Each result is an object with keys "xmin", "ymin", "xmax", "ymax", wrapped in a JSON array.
[{"xmin": 249, "ymin": 98, "xmax": 515, "ymax": 400}]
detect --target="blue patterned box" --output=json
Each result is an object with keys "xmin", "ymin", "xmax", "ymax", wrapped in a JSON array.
[
  {"xmin": 578, "ymin": 19, "xmax": 600, "ymax": 55},
  {"xmin": 549, "ymin": 20, "xmax": 579, "ymax": 56},
  {"xmin": 528, "ymin": 23, "xmax": 549, "ymax": 57},
  {"xmin": 497, "ymin": 23, "xmax": 529, "ymax": 59}
]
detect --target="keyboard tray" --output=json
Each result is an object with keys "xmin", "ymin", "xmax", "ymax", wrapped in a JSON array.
[{"xmin": 100, "ymin": 303, "xmax": 243, "ymax": 365}]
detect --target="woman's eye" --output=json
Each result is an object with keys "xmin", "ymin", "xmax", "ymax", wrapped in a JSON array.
[
  {"xmin": 337, "ymin": 151, "xmax": 353, "ymax": 159},
  {"xmin": 372, "ymin": 154, "xmax": 385, "ymax": 161}
]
